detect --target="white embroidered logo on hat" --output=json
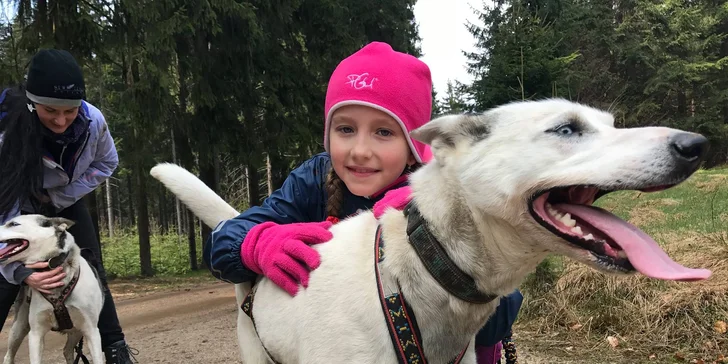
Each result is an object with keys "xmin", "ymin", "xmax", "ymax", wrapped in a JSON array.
[{"xmin": 346, "ymin": 73, "xmax": 377, "ymax": 90}]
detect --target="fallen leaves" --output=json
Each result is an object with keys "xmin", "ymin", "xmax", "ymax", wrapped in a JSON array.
[
  {"xmin": 607, "ymin": 336, "xmax": 619, "ymax": 348},
  {"xmin": 715, "ymin": 321, "xmax": 727, "ymax": 334}
]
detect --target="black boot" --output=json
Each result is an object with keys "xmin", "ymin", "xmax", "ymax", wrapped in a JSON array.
[{"xmin": 103, "ymin": 340, "xmax": 138, "ymax": 364}]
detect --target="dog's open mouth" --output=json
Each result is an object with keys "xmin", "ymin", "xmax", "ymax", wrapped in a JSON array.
[
  {"xmin": 529, "ymin": 185, "xmax": 711, "ymax": 282},
  {"xmin": 0, "ymin": 239, "xmax": 29, "ymax": 261}
]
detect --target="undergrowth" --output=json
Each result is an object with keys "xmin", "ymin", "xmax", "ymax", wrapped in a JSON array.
[{"xmin": 100, "ymin": 227, "xmax": 204, "ymax": 278}]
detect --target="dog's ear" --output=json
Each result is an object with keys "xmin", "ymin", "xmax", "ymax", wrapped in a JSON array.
[
  {"xmin": 49, "ymin": 217, "xmax": 75, "ymax": 231},
  {"xmin": 411, "ymin": 114, "xmax": 491, "ymax": 155}
]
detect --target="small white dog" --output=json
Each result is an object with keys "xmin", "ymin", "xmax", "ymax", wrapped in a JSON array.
[
  {"xmin": 152, "ymin": 98, "xmax": 711, "ymax": 364},
  {"xmin": 0, "ymin": 215, "xmax": 105, "ymax": 364}
]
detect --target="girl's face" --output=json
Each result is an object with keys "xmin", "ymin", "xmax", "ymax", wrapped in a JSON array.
[
  {"xmin": 35, "ymin": 104, "xmax": 79, "ymax": 134},
  {"xmin": 329, "ymin": 105, "xmax": 415, "ymax": 197}
]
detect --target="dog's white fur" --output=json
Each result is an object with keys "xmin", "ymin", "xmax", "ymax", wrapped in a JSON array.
[
  {"xmin": 151, "ymin": 99, "xmax": 708, "ymax": 364},
  {"xmin": 0, "ymin": 215, "xmax": 105, "ymax": 364}
]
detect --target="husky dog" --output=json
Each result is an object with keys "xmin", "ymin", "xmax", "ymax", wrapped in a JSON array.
[
  {"xmin": 151, "ymin": 99, "xmax": 711, "ymax": 364},
  {"xmin": 0, "ymin": 215, "xmax": 104, "ymax": 364}
]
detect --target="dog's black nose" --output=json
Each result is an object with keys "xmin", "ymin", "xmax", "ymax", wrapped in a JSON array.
[{"xmin": 670, "ymin": 132, "xmax": 709, "ymax": 162}]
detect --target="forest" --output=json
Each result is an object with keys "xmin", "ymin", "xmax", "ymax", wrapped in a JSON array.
[{"xmin": 1, "ymin": 0, "xmax": 725, "ymax": 275}]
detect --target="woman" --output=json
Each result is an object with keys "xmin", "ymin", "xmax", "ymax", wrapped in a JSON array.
[{"xmin": 0, "ymin": 49, "xmax": 137, "ymax": 364}]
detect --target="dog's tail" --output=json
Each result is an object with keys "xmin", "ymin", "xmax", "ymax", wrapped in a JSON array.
[
  {"xmin": 149, "ymin": 163, "xmax": 240, "ymax": 227},
  {"xmin": 151, "ymin": 163, "xmax": 255, "ymax": 362}
]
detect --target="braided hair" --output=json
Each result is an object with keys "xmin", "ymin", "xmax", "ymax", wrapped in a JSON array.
[
  {"xmin": 325, "ymin": 167, "xmax": 345, "ymax": 219},
  {"xmin": 325, "ymin": 162, "xmax": 423, "ymax": 220}
]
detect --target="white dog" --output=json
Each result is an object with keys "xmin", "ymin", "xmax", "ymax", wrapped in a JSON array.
[
  {"xmin": 0, "ymin": 215, "xmax": 105, "ymax": 364},
  {"xmin": 151, "ymin": 98, "xmax": 711, "ymax": 364}
]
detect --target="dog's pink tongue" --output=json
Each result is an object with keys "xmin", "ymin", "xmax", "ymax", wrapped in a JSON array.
[
  {"xmin": 555, "ymin": 204, "xmax": 711, "ymax": 281},
  {"xmin": 0, "ymin": 242, "xmax": 13, "ymax": 256}
]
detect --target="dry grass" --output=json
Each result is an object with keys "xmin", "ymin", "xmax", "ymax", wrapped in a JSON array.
[
  {"xmin": 695, "ymin": 175, "xmax": 727, "ymax": 193},
  {"xmin": 628, "ymin": 206, "xmax": 666, "ymax": 228},
  {"xmin": 517, "ymin": 167, "xmax": 728, "ymax": 363}
]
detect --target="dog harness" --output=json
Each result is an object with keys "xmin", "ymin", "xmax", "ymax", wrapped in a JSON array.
[
  {"xmin": 239, "ymin": 226, "xmax": 468, "ymax": 364},
  {"xmin": 27, "ymin": 252, "xmax": 81, "ymax": 332},
  {"xmin": 241, "ymin": 202, "xmax": 513, "ymax": 364},
  {"xmin": 374, "ymin": 224, "xmax": 469, "ymax": 364},
  {"xmin": 241, "ymin": 284, "xmax": 283, "ymax": 364}
]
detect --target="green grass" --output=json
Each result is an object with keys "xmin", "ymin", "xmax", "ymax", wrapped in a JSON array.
[
  {"xmin": 518, "ymin": 166, "xmax": 728, "ymax": 363},
  {"xmin": 595, "ymin": 167, "xmax": 727, "ymax": 236},
  {"xmin": 101, "ymin": 229, "xmax": 205, "ymax": 279}
]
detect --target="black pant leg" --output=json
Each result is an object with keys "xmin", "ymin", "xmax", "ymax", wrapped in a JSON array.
[
  {"xmin": 0, "ymin": 274, "xmax": 20, "ymax": 333},
  {"xmin": 57, "ymin": 198, "xmax": 125, "ymax": 348}
]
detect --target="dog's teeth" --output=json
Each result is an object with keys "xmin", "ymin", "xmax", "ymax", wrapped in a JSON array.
[
  {"xmin": 560, "ymin": 213, "xmax": 576, "ymax": 227},
  {"xmin": 546, "ymin": 204, "xmax": 557, "ymax": 214},
  {"xmin": 571, "ymin": 226, "xmax": 583, "ymax": 235},
  {"xmin": 583, "ymin": 233, "xmax": 595, "ymax": 240},
  {"xmin": 549, "ymin": 209, "xmax": 563, "ymax": 219}
]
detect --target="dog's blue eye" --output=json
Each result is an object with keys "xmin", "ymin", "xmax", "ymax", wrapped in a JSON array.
[
  {"xmin": 554, "ymin": 124, "xmax": 577, "ymax": 136},
  {"xmin": 7, "ymin": 222, "xmax": 18, "ymax": 227}
]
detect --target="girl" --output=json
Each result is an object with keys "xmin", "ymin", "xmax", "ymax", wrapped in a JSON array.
[
  {"xmin": 204, "ymin": 42, "xmax": 522, "ymax": 364},
  {"xmin": 0, "ymin": 49, "xmax": 137, "ymax": 364}
]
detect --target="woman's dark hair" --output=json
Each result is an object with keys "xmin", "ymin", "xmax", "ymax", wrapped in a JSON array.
[{"xmin": 0, "ymin": 85, "xmax": 44, "ymax": 216}]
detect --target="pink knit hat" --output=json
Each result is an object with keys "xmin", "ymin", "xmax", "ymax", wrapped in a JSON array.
[{"xmin": 324, "ymin": 42, "xmax": 433, "ymax": 163}]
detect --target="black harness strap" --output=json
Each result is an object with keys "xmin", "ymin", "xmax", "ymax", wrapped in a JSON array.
[
  {"xmin": 375, "ymin": 225, "xmax": 468, "ymax": 364},
  {"xmin": 241, "ymin": 286, "xmax": 283, "ymax": 364},
  {"xmin": 73, "ymin": 338, "xmax": 91, "ymax": 364},
  {"xmin": 43, "ymin": 268, "xmax": 80, "ymax": 332}
]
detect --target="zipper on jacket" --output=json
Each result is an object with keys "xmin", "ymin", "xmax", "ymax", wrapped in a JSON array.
[
  {"xmin": 59, "ymin": 145, "xmax": 68, "ymax": 168},
  {"xmin": 65, "ymin": 131, "xmax": 91, "ymax": 185}
]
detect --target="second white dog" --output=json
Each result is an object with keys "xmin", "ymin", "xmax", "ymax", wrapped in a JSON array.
[{"xmin": 0, "ymin": 215, "xmax": 105, "ymax": 364}]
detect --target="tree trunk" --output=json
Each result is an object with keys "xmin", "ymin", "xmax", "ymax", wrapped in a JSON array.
[
  {"xmin": 188, "ymin": 210, "xmax": 198, "ymax": 270},
  {"xmin": 171, "ymin": 128, "xmax": 182, "ymax": 236},
  {"xmin": 136, "ymin": 159, "xmax": 153, "ymax": 276},
  {"xmin": 159, "ymin": 183, "xmax": 167, "ymax": 235},
  {"xmin": 196, "ymin": 111, "xmax": 218, "ymax": 269},
  {"xmin": 198, "ymin": 157, "xmax": 215, "ymax": 264},
  {"xmin": 113, "ymin": 177, "xmax": 122, "ymax": 229},
  {"xmin": 126, "ymin": 173, "xmax": 135, "ymax": 226},
  {"xmin": 247, "ymin": 161, "xmax": 261, "ymax": 207},
  {"xmin": 106, "ymin": 179, "xmax": 114, "ymax": 238},
  {"xmin": 266, "ymin": 154, "xmax": 273, "ymax": 197},
  {"xmin": 722, "ymin": 18, "xmax": 728, "ymax": 125},
  {"xmin": 96, "ymin": 186, "xmax": 105, "ymax": 233},
  {"xmin": 677, "ymin": 91, "xmax": 687, "ymax": 117}
]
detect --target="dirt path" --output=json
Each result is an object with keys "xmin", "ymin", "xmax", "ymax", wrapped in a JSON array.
[
  {"xmin": 0, "ymin": 282, "xmax": 242, "ymax": 363},
  {"xmin": 0, "ymin": 280, "xmax": 588, "ymax": 364}
]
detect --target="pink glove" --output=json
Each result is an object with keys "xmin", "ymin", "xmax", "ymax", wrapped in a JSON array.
[
  {"xmin": 373, "ymin": 186, "xmax": 412, "ymax": 218},
  {"xmin": 241, "ymin": 221, "xmax": 333, "ymax": 296}
]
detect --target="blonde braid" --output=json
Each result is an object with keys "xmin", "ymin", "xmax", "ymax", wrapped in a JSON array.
[{"xmin": 325, "ymin": 167, "xmax": 345, "ymax": 219}]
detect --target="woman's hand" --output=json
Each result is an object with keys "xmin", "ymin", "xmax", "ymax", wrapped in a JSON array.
[{"xmin": 23, "ymin": 262, "xmax": 66, "ymax": 294}]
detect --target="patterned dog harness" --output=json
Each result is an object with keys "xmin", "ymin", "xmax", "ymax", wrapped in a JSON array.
[
  {"xmin": 374, "ymin": 224, "xmax": 468, "ymax": 364},
  {"xmin": 240, "ymin": 227, "xmax": 468, "ymax": 364}
]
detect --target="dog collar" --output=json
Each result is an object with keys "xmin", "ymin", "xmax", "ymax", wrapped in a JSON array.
[
  {"xmin": 403, "ymin": 201, "xmax": 498, "ymax": 304},
  {"xmin": 33, "ymin": 252, "xmax": 69, "ymax": 272}
]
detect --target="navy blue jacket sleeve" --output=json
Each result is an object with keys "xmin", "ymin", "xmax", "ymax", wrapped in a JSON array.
[
  {"xmin": 475, "ymin": 289, "xmax": 524, "ymax": 346},
  {"xmin": 203, "ymin": 154, "xmax": 330, "ymax": 283}
]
